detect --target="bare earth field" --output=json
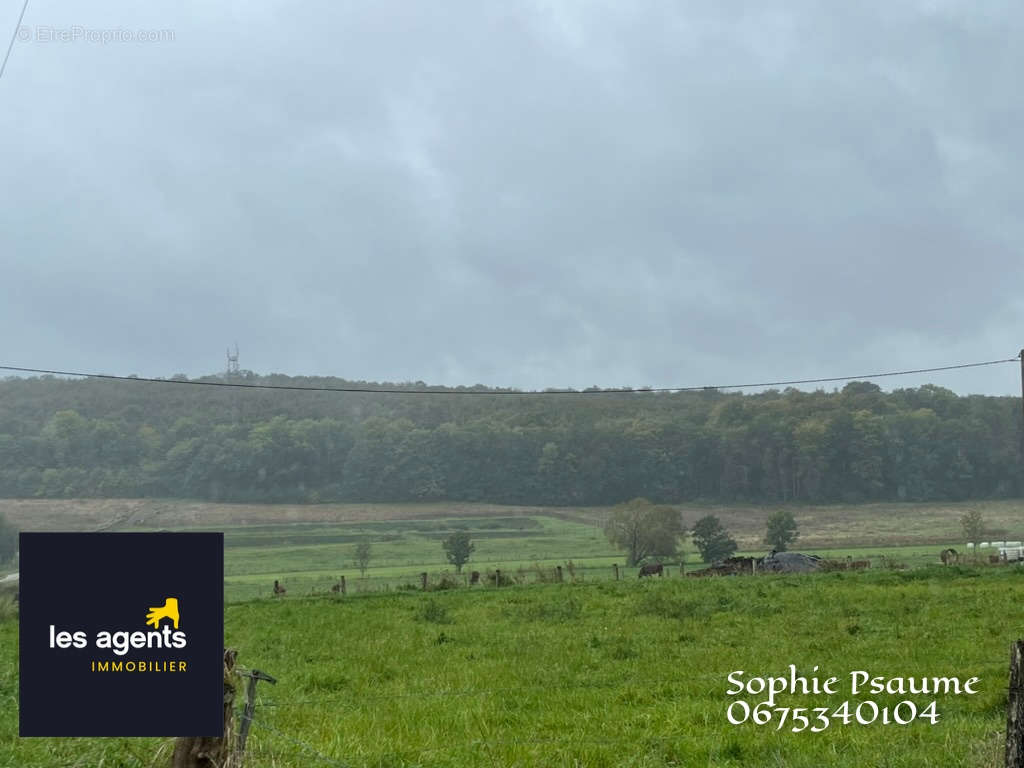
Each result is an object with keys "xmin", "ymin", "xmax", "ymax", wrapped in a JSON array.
[{"xmin": 2, "ymin": 497, "xmax": 1021, "ymax": 550}]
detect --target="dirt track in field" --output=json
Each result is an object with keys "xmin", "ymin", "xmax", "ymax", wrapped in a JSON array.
[
  {"xmin": 1, "ymin": 498, "xmax": 1020, "ymax": 550},
  {"xmin": 0, "ymin": 498, "xmax": 599, "ymax": 532}
]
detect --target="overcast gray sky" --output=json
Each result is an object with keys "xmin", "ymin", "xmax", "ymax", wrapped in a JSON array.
[{"xmin": 2, "ymin": 1, "xmax": 1022, "ymax": 395}]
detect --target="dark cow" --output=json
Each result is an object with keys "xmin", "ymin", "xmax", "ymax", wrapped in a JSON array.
[
  {"xmin": 940, "ymin": 548, "xmax": 958, "ymax": 566},
  {"xmin": 638, "ymin": 563, "xmax": 664, "ymax": 578},
  {"xmin": 469, "ymin": 571, "xmax": 481, "ymax": 585},
  {"xmin": 273, "ymin": 579, "xmax": 286, "ymax": 596}
]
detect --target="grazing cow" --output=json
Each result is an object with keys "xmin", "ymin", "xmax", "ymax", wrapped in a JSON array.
[
  {"xmin": 330, "ymin": 580, "xmax": 341, "ymax": 593},
  {"xmin": 940, "ymin": 548, "xmax": 958, "ymax": 566},
  {"xmin": 273, "ymin": 580, "xmax": 286, "ymax": 596},
  {"xmin": 469, "ymin": 571, "xmax": 481, "ymax": 585},
  {"xmin": 638, "ymin": 563, "xmax": 664, "ymax": 578},
  {"xmin": 989, "ymin": 554, "xmax": 1002, "ymax": 564}
]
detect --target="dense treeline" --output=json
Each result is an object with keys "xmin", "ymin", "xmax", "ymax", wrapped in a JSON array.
[{"xmin": 0, "ymin": 373, "xmax": 1020, "ymax": 505}]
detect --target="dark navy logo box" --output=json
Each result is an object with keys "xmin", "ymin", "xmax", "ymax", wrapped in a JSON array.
[{"xmin": 19, "ymin": 532, "xmax": 224, "ymax": 737}]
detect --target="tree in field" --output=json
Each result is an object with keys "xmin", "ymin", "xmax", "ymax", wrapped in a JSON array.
[
  {"xmin": 691, "ymin": 515, "xmax": 737, "ymax": 563},
  {"xmin": 354, "ymin": 540, "xmax": 372, "ymax": 577},
  {"xmin": 603, "ymin": 497, "xmax": 684, "ymax": 567},
  {"xmin": 0, "ymin": 513, "xmax": 15, "ymax": 564},
  {"xmin": 764, "ymin": 510, "xmax": 799, "ymax": 552},
  {"xmin": 960, "ymin": 509, "xmax": 984, "ymax": 549},
  {"xmin": 441, "ymin": 531, "xmax": 474, "ymax": 573}
]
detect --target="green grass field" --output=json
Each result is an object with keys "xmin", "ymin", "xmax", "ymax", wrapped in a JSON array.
[
  {"xmin": 2, "ymin": 498, "xmax": 1022, "ymax": 766},
  {"xmin": 2, "ymin": 566, "xmax": 1022, "ymax": 767},
  {"xmin": 204, "ymin": 514, "xmax": 976, "ymax": 603}
]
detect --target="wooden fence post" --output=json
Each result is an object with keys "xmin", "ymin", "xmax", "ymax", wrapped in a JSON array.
[
  {"xmin": 171, "ymin": 649, "xmax": 238, "ymax": 768},
  {"xmin": 495, "ymin": 569, "xmax": 501, "ymax": 586},
  {"xmin": 237, "ymin": 669, "xmax": 278, "ymax": 764},
  {"xmin": 613, "ymin": 563, "xmax": 619, "ymax": 581},
  {"xmin": 556, "ymin": 565, "xmax": 563, "ymax": 583},
  {"xmin": 1008, "ymin": 639, "xmax": 1024, "ymax": 767},
  {"xmin": 340, "ymin": 575, "xmax": 346, "ymax": 595},
  {"xmin": 421, "ymin": 572, "xmax": 428, "ymax": 591}
]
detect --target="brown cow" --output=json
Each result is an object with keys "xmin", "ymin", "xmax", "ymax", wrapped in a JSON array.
[
  {"xmin": 273, "ymin": 579, "xmax": 286, "ymax": 596},
  {"xmin": 638, "ymin": 563, "xmax": 664, "ymax": 578},
  {"xmin": 469, "ymin": 571, "xmax": 481, "ymax": 585},
  {"xmin": 940, "ymin": 548, "xmax": 958, "ymax": 566}
]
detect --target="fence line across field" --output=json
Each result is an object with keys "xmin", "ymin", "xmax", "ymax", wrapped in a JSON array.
[
  {"xmin": 253, "ymin": 674, "xmax": 736, "ymax": 709},
  {"xmin": 250, "ymin": 670, "xmax": 1012, "ymax": 711},
  {"xmin": 226, "ymin": 551, "xmax": 984, "ymax": 602}
]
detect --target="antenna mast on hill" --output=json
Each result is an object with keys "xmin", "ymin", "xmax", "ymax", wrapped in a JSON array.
[
  {"xmin": 226, "ymin": 343, "xmax": 240, "ymax": 379},
  {"xmin": 226, "ymin": 343, "xmax": 241, "ymax": 423}
]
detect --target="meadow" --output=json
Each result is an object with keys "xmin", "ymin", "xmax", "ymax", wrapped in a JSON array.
[
  {"xmin": 1, "ymin": 498, "xmax": 1022, "ymax": 766},
  {"xmin": 3, "ymin": 497, "xmax": 1016, "ymax": 601},
  {"xmin": 1, "ymin": 566, "xmax": 1023, "ymax": 767}
]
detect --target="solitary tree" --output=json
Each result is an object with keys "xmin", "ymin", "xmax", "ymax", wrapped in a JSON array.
[
  {"xmin": 691, "ymin": 515, "xmax": 737, "ymax": 563},
  {"xmin": 603, "ymin": 497, "xmax": 684, "ymax": 567},
  {"xmin": 354, "ymin": 540, "xmax": 372, "ymax": 577},
  {"xmin": 0, "ymin": 513, "xmax": 15, "ymax": 564},
  {"xmin": 960, "ymin": 509, "xmax": 984, "ymax": 554},
  {"xmin": 764, "ymin": 510, "xmax": 799, "ymax": 552},
  {"xmin": 442, "ymin": 532, "xmax": 474, "ymax": 573}
]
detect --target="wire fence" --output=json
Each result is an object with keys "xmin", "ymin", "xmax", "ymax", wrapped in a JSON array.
[{"xmin": 224, "ymin": 550, "xmax": 1001, "ymax": 603}]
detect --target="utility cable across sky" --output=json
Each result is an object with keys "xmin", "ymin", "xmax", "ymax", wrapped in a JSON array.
[{"xmin": 0, "ymin": 356, "xmax": 1018, "ymax": 396}]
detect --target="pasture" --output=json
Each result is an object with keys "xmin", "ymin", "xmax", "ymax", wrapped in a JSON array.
[
  {"xmin": 1, "ymin": 567, "xmax": 1023, "ymax": 767},
  {"xmin": 2, "ymin": 497, "xmax": 1019, "ymax": 599},
  {"xmin": 1, "ymin": 498, "xmax": 1022, "ymax": 766}
]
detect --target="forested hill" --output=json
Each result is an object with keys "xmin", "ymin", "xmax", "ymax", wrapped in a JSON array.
[{"xmin": 0, "ymin": 373, "xmax": 1020, "ymax": 505}]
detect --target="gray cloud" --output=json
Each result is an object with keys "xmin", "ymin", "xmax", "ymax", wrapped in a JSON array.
[{"xmin": 1, "ymin": 0, "xmax": 1022, "ymax": 394}]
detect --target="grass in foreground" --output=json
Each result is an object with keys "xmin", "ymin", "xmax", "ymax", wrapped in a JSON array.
[{"xmin": 1, "ymin": 566, "xmax": 1022, "ymax": 767}]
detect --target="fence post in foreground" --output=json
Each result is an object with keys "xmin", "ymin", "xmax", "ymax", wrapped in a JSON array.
[
  {"xmin": 613, "ymin": 563, "xmax": 619, "ymax": 581},
  {"xmin": 421, "ymin": 572, "xmax": 428, "ymax": 591},
  {"xmin": 556, "ymin": 565, "xmax": 563, "ymax": 583},
  {"xmin": 495, "ymin": 569, "xmax": 501, "ymax": 586},
  {"xmin": 1008, "ymin": 639, "xmax": 1024, "ymax": 767},
  {"xmin": 237, "ymin": 669, "xmax": 278, "ymax": 764},
  {"xmin": 171, "ymin": 649, "xmax": 238, "ymax": 768},
  {"xmin": 340, "ymin": 575, "xmax": 346, "ymax": 595}
]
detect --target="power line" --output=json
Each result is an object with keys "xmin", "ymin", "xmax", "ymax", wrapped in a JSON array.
[
  {"xmin": 0, "ymin": 356, "xmax": 1017, "ymax": 396},
  {"xmin": 0, "ymin": 0, "xmax": 29, "ymax": 80}
]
